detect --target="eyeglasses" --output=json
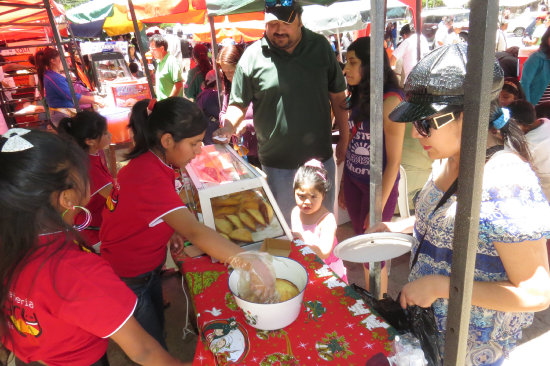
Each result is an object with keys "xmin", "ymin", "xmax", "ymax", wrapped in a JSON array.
[
  {"xmin": 412, "ymin": 111, "xmax": 458, "ymax": 137},
  {"xmin": 265, "ymin": 0, "xmax": 293, "ymax": 7}
]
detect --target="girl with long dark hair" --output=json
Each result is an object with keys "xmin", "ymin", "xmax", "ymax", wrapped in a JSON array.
[
  {"xmin": 339, "ymin": 37, "xmax": 405, "ymax": 295},
  {"xmin": 184, "ymin": 44, "xmax": 212, "ymax": 101},
  {"xmin": 0, "ymin": 129, "xmax": 189, "ymax": 366}
]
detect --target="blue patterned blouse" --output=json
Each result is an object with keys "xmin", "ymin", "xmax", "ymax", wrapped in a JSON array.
[{"xmin": 410, "ymin": 149, "xmax": 550, "ymax": 366}]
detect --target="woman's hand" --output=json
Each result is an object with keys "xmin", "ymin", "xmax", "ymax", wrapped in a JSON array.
[
  {"xmin": 93, "ymin": 96, "xmax": 105, "ymax": 108},
  {"xmin": 365, "ymin": 221, "xmax": 392, "ymax": 234},
  {"xmin": 399, "ymin": 275, "xmax": 449, "ymax": 309}
]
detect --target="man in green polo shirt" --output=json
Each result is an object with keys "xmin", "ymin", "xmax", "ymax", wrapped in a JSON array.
[
  {"xmin": 149, "ymin": 34, "xmax": 183, "ymax": 100},
  {"xmin": 214, "ymin": 0, "xmax": 349, "ymax": 225}
]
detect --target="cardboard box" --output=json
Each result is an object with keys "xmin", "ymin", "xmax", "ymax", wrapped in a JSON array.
[{"xmin": 261, "ymin": 238, "xmax": 292, "ymax": 257}]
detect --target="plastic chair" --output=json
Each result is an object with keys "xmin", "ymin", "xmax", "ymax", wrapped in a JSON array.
[{"xmin": 397, "ymin": 165, "xmax": 410, "ymax": 218}]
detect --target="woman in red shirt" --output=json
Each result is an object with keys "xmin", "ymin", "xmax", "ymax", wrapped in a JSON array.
[
  {"xmin": 58, "ymin": 111, "xmax": 113, "ymax": 252},
  {"xmin": 0, "ymin": 129, "xmax": 189, "ymax": 365}
]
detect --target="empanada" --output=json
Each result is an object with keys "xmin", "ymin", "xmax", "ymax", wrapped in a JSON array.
[
  {"xmin": 260, "ymin": 201, "xmax": 274, "ymax": 224},
  {"xmin": 214, "ymin": 218, "xmax": 233, "ymax": 235},
  {"xmin": 238, "ymin": 212, "xmax": 257, "ymax": 231},
  {"xmin": 226, "ymin": 214, "xmax": 244, "ymax": 229},
  {"xmin": 229, "ymin": 228, "xmax": 253, "ymax": 243},
  {"xmin": 246, "ymin": 208, "xmax": 266, "ymax": 226}
]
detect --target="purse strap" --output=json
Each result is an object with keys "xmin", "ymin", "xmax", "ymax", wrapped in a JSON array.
[{"xmin": 410, "ymin": 145, "xmax": 504, "ymax": 268}]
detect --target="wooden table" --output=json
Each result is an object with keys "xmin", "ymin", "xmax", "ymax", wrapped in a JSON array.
[{"xmin": 173, "ymin": 243, "xmax": 396, "ymax": 365}]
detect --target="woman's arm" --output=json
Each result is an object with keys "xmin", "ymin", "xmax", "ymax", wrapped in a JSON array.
[
  {"xmin": 400, "ymin": 237, "xmax": 550, "ymax": 312},
  {"xmin": 162, "ymin": 207, "xmax": 243, "ymax": 264},
  {"xmin": 364, "ymin": 95, "xmax": 405, "ymax": 229},
  {"xmin": 111, "ymin": 317, "xmax": 190, "ymax": 366},
  {"xmin": 80, "ymin": 94, "xmax": 104, "ymax": 107}
]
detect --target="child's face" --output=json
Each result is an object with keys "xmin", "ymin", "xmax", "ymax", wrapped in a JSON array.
[
  {"xmin": 499, "ymin": 90, "xmax": 516, "ymax": 107},
  {"xmin": 98, "ymin": 129, "xmax": 112, "ymax": 150},
  {"xmin": 164, "ymin": 132, "xmax": 205, "ymax": 168},
  {"xmin": 295, "ymin": 184, "xmax": 324, "ymax": 215}
]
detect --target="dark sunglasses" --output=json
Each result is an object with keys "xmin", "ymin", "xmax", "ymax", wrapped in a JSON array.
[
  {"xmin": 265, "ymin": 0, "xmax": 293, "ymax": 6},
  {"xmin": 412, "ymin": 111, "xmax": 459, "ymax": 137}
]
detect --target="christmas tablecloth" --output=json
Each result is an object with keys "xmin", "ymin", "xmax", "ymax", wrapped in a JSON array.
[{"xmin": 175, "ymin": 243, "xmax": 397, "ymax": 365}]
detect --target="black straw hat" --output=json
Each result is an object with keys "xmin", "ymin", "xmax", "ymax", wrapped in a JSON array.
[{"xmin": 389, "ymin": 43, "xmax": 504, "ymax": 122}]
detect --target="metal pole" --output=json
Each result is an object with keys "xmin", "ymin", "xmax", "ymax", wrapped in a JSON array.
[
  {"xmin": 443, "ymin": 0, "xmax": 499, "ymax": 364},
  {"xmin": 127, "ymin": 0, "xmax": 156, "ymax": 99},
  {"xmin": 43, "ymin": 0, "xmax": 80, "ymax": 111},
  {"xmin": 368, "ymin": 0, "xmax": 385, "ymax": 298},
  {"xmin": 209, "ymin": 15, "xmax": 223, "ymax": 108},
  {"xmin": 336, "ymin": 30, "xmax": 342, "ymax": 62},
  {"xmin": 416, "ymin": 0, "xmax": 421, "ymax": 62}
]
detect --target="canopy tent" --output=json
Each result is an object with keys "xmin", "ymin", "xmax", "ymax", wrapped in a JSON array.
[
  {"xmin": 205, "ymin": 0, "xmax": 342, "ymax": 16},
  {"xmin": 67, "ymin": 0, "xmax": 146, "ymax": 37},
  {"xmin": 0, "ymin": 0, "xmax": 66, "ymax": 43},
  {"xmin": 188, "ymin": 19, "xmax": 265, "ymax": 43},
  {"xmin": 302, "ymin": 1, "xmax": 369, "ymax": 35}
]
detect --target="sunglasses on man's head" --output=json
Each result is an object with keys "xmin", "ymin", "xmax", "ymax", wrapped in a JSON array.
[
  {"xmin": 265, "ymin": 0, "xmax": 293, "ymax": 6},
  {"xmin": 412, "ymin": 111, "xmax": 459, "ymax": 137}
]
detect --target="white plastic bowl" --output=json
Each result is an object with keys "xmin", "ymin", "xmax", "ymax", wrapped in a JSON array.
[{"xmin": 228, "ymin": 256, "xmax": 308, "ymax": 330}]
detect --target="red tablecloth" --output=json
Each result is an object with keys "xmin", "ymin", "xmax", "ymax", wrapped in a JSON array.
[{"xmin": 175, "ymin": 244, "xmax": 396, "ymax": 365}]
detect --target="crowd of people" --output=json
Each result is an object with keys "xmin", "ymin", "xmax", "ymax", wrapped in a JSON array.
[{"xmin": 2, "ymin": 1, "xmax": 550, "ymax": 365}]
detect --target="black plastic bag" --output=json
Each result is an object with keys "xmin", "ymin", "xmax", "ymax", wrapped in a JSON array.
[{"xmin": 351, "ymin": 284, "xmax": 443, "ymax": 366}]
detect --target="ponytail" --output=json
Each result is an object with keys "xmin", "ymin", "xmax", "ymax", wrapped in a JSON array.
[
  {"xmin": 34, "ymin": 47, "xmax": 60, "ymax": 96},
  {"xmin": 126, "ymin": 97, "xmax": 208, "ymax": 161},
  {"xmin": 193, "ymin": 44, "xmax": 212, "ymax": 78},
  {"xmin": 57, "ymin": 111, "xmax": 107, "ymax": 152},
  {"xmin": 126, "ymin": 99, "xmax": 150, "ymax": 160},
  {"xmin": 489, "ymin": 99, "xmax": 533, "ymax": 165}
]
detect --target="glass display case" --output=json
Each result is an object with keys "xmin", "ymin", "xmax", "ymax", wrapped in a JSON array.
[
  {"xmin": 183, "ymin": 144, "xmax": 291, "ymax": 251},
  {"xmin": 89, "ymin": 52, "xmax": 131, "ymax": 94}
]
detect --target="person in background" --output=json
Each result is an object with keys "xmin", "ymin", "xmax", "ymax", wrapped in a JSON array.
[
  {"xmin": 165, "ymin": 27, "xmax": 182, "ymax": 66},
  {"xmin": 374, "ymin": 43, "xmax": 550, "ymax": 365},
  {"xmin": 217, "ymin": 44, "xmax": 260, "ymax": 167},
  {"xmin": 57, "ymin": 111, "xmax": 113, "ymax": 252},
  {"xmin": 391, "ymin": 24, "xmax": 430, "ymax": 88},
  {"xmin": 149, "ymin": 34, "xmax": 183, "ymax": 100},
  {"xmin": 499, "ymin": 77, "xmax": 526, "ymax": 107},
  {"xmin": 0, "ymin": 129, "xmax": 190, "ymax": 366},
  {"xmin": 179, "ymin": 33, "xmax": 193, "ymax": 73},
  {"xmin": 101, "ymin": 97, "xmax": 272, "ymax": 348},
  {"xmin": 195, "ymin": 70, "xmax": 220, "ymax": 145},
  {"xmin": 495, "ymin": 21, "xmax": 508, "ymax": 52},
  {"xmin": 434, "ymin": 16, "xmax": 458, "ymax": 48},
  {"xmin": 35, "ymin": 48, "xmax": 103, "ymax": 126},
  {"xmin": 496, "ymin": 46, "xmax": 519, "ymax": 78},
  {"xmin": 129, "ymin": 62, "xmax": 144, "ymax": 78},
  {"xmin": 291, "ymin": 159, "xmax": 347, "ymax": 283},
  {"xmin": 214, "ymin": 1, "xmax": 349, "ymax": 226},
  {"xmin": 521, "ymin": 27, "xmax": 550, "ymax": 105},
  {"xmin": 126, "ymin": 44, "xmax": 143, "ymax": 72},
  {"xmin": 184, "ymin": 44, "xmax": 212, "ymax": 102},
  {"xmin": 508, "ymin": 99, "xmax": 550, "ymax": 201},
  {"xmin": 339, "ymin": 36, "xmax": 405, "ymax": 295},
  {"xmin": 524, "ymin": 15, "xmax": 547, "ymax": 46}
]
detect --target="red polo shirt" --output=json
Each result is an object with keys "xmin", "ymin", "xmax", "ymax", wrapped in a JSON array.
[
  {"xmin": 100, "ymin": 151, "xmax": 186, "ymax": 277},
  {"xmin": 2, "ymin": 232, "xmax": 137, "ymax": 366}
]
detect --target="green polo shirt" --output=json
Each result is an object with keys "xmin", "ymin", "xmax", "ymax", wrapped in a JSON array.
[
  {"xmin": 155, "ymin": 53, "xmax": 183, "ymax": 100},
  {"xmin": 229, "ymin": 27, "xmax": 346, "ymax": 169}
]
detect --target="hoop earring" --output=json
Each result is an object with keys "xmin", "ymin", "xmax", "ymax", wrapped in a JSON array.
[{"xmin": 62, "ymin": 205, "xmax": 92, "ymax": 231}]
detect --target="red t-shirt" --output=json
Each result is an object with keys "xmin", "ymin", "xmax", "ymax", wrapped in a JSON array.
[
  {"xmin": 100, "ymin": 151, "xmax": 185, "ymax": 277},
  {"xmin": 2, "ymin": 233, "xmax": 137, "ymax": 366},
  {"xmin": 77, "ymin": 151, "xmax": 113, "ymax": 246}
]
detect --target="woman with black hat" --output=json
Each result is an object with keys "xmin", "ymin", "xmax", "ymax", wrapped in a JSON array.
[{"xmin": 370, "ymin": 43, "xmax": 550, "ymax": 365}]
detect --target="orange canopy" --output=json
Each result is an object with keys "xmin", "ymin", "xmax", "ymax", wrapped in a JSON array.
[{"xmin": 0, "ymin": 0, "xmax": 66, "ymax": 42}]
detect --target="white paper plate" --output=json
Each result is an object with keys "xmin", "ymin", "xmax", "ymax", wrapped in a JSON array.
[{"xmin": 334, "ymin": 233, "xmax": 417, "ymax": 263}]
